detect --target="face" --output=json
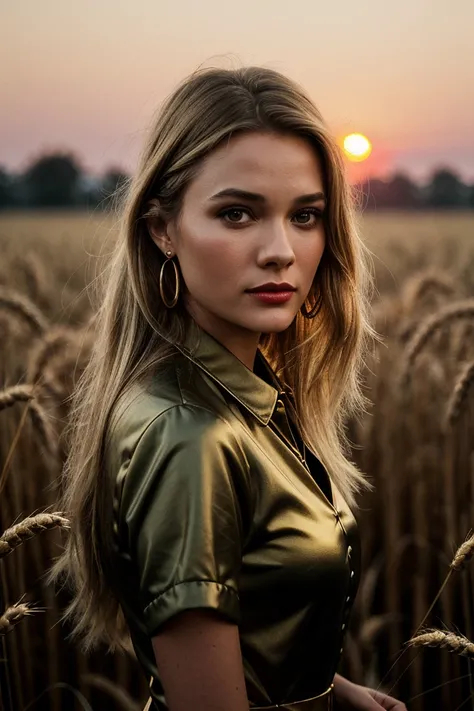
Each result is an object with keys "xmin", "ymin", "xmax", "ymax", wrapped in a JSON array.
[{"xmin": 150, "ymin": 131, "xmax": 327, "ymax": 359}]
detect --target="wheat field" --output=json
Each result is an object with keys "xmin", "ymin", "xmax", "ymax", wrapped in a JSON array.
[{"xmin": 1, "ymin": 210, "xmax": 474, "ymax": 711}]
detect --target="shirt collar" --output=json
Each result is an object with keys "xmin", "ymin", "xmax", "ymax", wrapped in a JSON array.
[{"xmin": 174, "ymin": 321, "xmax": 288, "ymax": 425}]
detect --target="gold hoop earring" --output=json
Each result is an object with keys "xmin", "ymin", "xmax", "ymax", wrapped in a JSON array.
[
  {"xmin": 159, "ymin": 250, "xmax": 180, "ymax": 308},
  {"xmin": 300, "ymin": 292, "xmax": 322, "ymax": 319}
]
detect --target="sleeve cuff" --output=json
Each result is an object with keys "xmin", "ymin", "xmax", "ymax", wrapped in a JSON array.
[{"xmin": 143, "ymin": 580, "xmax": 241, "ymax": 635}]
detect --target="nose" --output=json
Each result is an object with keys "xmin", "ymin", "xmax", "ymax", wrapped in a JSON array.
[{"xmin": 256, "ymin": 221, "xmax": 296, "ymax": 269}]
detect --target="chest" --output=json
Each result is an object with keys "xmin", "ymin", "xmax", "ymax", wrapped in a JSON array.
[{"xmin": 232, "ymin": 409, "xmax": 359, "ymax": 603}]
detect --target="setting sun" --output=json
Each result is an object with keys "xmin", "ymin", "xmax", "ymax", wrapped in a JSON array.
[{"xmin": 343, "ymin": 133, "xmax": 372, "ymax": 162}]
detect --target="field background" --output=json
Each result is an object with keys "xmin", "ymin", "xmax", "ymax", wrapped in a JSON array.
[{"xmin": 1, "ymin": 209, "xmax": 474, "ymax": 710}]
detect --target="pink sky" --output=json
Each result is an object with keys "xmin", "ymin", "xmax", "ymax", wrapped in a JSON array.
[{"xmin": 2, "ymin": 0, "xmax": 474, "ymax": 182}]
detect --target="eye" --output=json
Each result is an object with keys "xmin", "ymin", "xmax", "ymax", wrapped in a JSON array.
[
  {"xmin": 218, "ymin": 207, "xmax": 253, "ymax": 225},
  {"xmin": 293, "ymin": 208, "xmax": 324, "ymax": 226}
]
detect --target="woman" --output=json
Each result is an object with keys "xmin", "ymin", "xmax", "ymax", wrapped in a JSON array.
[{"xmin": 50, "ymin": 66, "xmax": 406, "ymax": 711}]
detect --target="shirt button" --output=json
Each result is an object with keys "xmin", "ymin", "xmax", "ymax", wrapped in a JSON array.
[
  {"xmin": 347, "ymin": 546, "xmax": 352, "ymax": 556},
  {"xmin": 340, "ymin": 647, "xmax": 344, "ymax": 654},
  {"xmin": 341, "ymin": 623, "xmax": 346, "ymax": 630},
  {"xmin": 346, "ymin": 596, "xmax": 351, "ymax": 603},
  {"xmin": 350, "ymin": 570, "xmax": 355, "ymax": 578}
]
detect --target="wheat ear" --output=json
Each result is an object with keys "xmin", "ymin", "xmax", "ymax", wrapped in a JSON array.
[
  {"xmin": 446, "ymin": 360, "xmax": 474, "ymax": 427},
  {"xmin": 0, "ymin": 286, "xmax": 49, "ymax": 334},
  {"xmin": 0, "ymin": 384, "xmax": 57, "ymax": 456},
  {"xmin": 0, "ymin": 512, "xmax": 70, "ymax": 559},
  {"xmin": 0, "ymin": 601, "xmax": 41, "ymax": 635},
  {"xmin": 0, "ymin": 384, "xmax": 34, "ymax": 412},
  {"xmin": 399, "ymin": 299, "xmax": 474, "ymax": 388},
  {"xmin": 407, "ymin": 629, "xmax": 474, "ymax": 659},
  {"xmin": 451, "ymin": 533, "xmax": 474, "ymax": 571},
  {"xmin": 402, "ymin": 270, "xmax": 456, "ymax": 312}
]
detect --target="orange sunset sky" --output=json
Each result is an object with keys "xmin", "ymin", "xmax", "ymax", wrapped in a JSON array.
[{"xmin": 2, "ymin": 0, "xmax": 474, "ymax": 182}]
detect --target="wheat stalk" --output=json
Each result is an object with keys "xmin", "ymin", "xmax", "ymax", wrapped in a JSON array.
[
  {"xmin": 407, "ymin": 629, "xmax": 474, "ymax": 659},
  {"xmin": 397, "ymin": 270, "xmax": 458, "ymax": 343},
  {"xmin": 403, "ymin": 271, "xmax": 456, "ymax": 312},
  {"xmin": 446, "ymin": 360, "xmax": 474, "ymax": 427},
  {"xmin": 379, "ymin": 535, "xmax": 474, "ymax": 696},
  {"xmin": 27, "ymin": 326, "xmax": 74, "ymax": 385},
  {"xmin": 0, "ymin": 286, "xmax": 49, "ymax": 334},
  {"xmin": 399, "ymin": 299, "xmax": 474, "ymax": 388},
  {"xmin": 0, "ymin": 601, "xmax": 41, "ymax": 635},
  {"xmin": 28, "ymin": 397, "xmax": 58, "ymax": 456},
  {"xmin": 0, "ymin": 384, "xmax": 34, "ymax": 412},
  {"xmin": 0, "ymin": 382, "xmax": 57, "ymax": 455},
  {"xmin": 0, "ymin": 512, "xmax": 70, "ymax": 559}
]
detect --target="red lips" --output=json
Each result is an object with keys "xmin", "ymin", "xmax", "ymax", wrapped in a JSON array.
[{"xmin": 246, "ymin": 282, "xmax": 296, "ymax": 293}]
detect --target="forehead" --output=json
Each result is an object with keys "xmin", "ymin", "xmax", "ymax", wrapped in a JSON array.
[{"xmin": 188, "ymin": 131, "xmax": 325, "ymax": 198}]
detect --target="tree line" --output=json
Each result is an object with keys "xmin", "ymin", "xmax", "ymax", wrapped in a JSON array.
[
  {"xmin": 1, "ymin": 151, "xmax": 473, "ymax": 211},
  {"xmin": 0, "ymin": 153, "xmax": 128, "ymax": 210}
]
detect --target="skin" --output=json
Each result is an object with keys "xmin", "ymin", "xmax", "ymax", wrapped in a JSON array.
[
  {"xmin": 149, "ymin": 131, "xmax": 406, "ymax": 711},
  {"xmin": 149, "ymin": 130, "xmax": 327, "ymax": 370}
]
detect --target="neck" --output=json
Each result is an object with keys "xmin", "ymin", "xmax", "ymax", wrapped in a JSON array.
[{"xmin": 186, "ymin": 305, "xmax": 261, "ymax": 371}]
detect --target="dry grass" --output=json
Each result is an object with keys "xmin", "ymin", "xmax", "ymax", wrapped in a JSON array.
[
  {"xmin": 446, "ymin": 360, "xmax": 474, "ymax": 428},
  {"xmin": 0, "ymin": 209, "xmax": 473, "ymax": 711}
]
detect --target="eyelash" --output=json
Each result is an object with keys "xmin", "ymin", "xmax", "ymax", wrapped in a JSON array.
[{"xmin": 217, "ymin": 206, "xmax": 324, "ymax": 228}]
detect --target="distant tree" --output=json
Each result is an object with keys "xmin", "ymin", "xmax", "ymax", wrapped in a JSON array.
[
  {"xmin": 0, "ymin": 166, "xmax": 16, "ymax": 208},
  {"xmin": 387, "ymin": 173, "xmax": 420, "ymax": 208},
  {"xmin": 101, "ymin": 168, "xmax": 129, "ymax": 198},
  {"xmin": 23, "ymin": 152, "xmax": 82, "ymax": 207},
  {"xmin": 357, "ymin": 178, "xmax": 390, "ymax": 210},
  {"xmin": 76, "ymin": 174, "xmax": 104, "ymax": 208},
  {"xmin": 467, "ymin": 183, "xmax": 474, "ymax": 208},
  {"xmin": 356, "ymin": 174, "xmax": 420, "ymax": 210},
  {"xmin": 96, "ymin": 168, "xmax": 129, "ymax": 211},
  {"xmin": 427, "ymin": 168, "xmax": 465, "ymax": 208}
]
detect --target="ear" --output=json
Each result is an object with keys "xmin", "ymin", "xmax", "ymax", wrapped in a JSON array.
[{"xmin": 146, "ymin": 199, "xmax": 174, "ymax": 255}]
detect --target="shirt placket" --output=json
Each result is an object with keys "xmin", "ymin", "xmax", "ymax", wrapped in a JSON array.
[{"xmin": 270, "ymin": 391, "xmax": 356, "ymax": 671}]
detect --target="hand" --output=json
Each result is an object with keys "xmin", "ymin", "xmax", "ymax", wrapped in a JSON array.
[{"xmin": 333, "ymin": 674, "xmax": 407, "ymax": 710}]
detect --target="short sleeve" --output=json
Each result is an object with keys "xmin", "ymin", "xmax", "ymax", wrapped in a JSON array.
[{"xmin": 117, "ymin": 404, "xmax": 250, "ymax": 636}]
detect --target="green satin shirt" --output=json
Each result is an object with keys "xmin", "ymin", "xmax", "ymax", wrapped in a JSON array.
[{"xmin": 106, "ymin": 322, "xmax": 360, "ymax": 710}]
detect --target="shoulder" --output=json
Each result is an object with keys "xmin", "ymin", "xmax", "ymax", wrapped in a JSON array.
[
  {"xmin": 105, "ymin": 357, "xmax": 249, "ymax": 488},
  {"xmin": 106, "ymin": 359, "xmax": 254, "ymax": 550},
  {"xmin": 109, "ymin": 382, "xmax": 252, "ymax": 540}
]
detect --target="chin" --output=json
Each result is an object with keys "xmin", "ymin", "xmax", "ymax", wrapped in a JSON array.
[{"xmin": 247, "ymin": 313, "xmax": 297, "ymax": 334}]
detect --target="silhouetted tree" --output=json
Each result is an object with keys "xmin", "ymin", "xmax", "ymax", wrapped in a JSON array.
[
  {"xmin": 427, "ymin": 168, "xmax": 466, "ymax": 208},
  {"xmin": 357, "ymin": 178, "xmax": 389, "ymax": 210},
  {"xmin": 388, "ymin": 173, "xmax": 420, "ymax": 208},
  {"xmin": 101, "ymin": 168, "xmax": 129, "ymax": 198},
  {"xmin": 76, "ymin": 175, "xmax": 104, "ymax": 208},
  {"xmin": 0, "ymin": 167, "xmax": 16, "ymax": 208},
  {"xmin": 23, "ymin": 152, "xmax": 82, "ymax": 207},
  {"xmin": 467, "ymin": 183, "xmax": 474, "ymax": 208},
  {"xmin": 357, "ymin": 174, "xmax": 421, "ymax": 210}
]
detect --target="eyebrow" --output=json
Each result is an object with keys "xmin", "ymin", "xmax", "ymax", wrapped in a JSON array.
[{"xmin": 209, "ymin": 188, "xmax": 327, "ymax": 206}]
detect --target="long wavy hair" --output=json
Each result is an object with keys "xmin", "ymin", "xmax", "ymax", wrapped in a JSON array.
[{"xmin": 49, "ymin": 65, "xmax": 376, "ymax": 652}]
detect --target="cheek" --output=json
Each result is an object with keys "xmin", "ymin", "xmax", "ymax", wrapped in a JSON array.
[
  {"xmin": 298, "ymin": 235, "xmax": 325, "ymax": 281},
  {"xmin": 177, "ymin": 223, "xmax": 245, "ymax": 289}
]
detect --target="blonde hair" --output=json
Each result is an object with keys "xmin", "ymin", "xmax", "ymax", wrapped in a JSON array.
[{"xmin": 49, "ymin": 65, "xmax": 375, "ymax": 652}]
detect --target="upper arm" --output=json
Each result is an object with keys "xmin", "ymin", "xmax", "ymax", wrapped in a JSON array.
[
  {"xmin": 152, "ymin": 609, "xmax": 249, "ymax": 711},
  {"xmin": 118, "ymin": 404, "xmax": 251, "ymax": 634}
]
